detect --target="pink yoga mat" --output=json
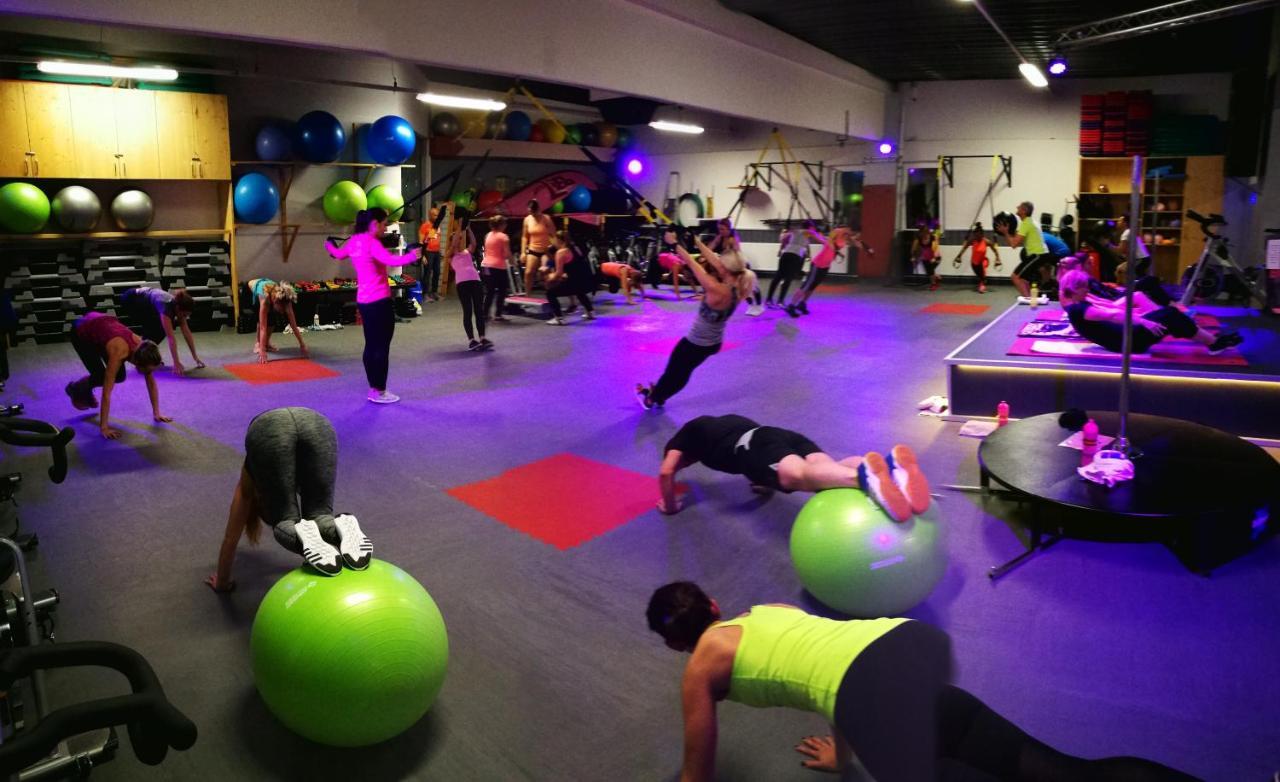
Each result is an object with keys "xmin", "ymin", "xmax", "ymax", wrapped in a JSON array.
[{"xmin": 1006, "ymin": 337, "xmax": 1247, "ymax": 366}]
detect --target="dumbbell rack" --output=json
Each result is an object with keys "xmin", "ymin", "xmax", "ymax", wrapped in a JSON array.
[
  {"xmin": 160, "ymin": 241, "xmax": 234, "ymax": 332},
  {"xmin": 82, "ymin": 241, "xmax": 161, "ymax": 332},
  {"xmin": 5, "ymin": 251, "xmax": 86, "ymax": 345}
]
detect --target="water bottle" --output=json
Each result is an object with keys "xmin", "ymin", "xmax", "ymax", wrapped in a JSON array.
[
  {"xmin": 1029, "ymin": 283, "xmax": 1039, "ymax": 309},
  {"xmin": 1081, "ymin": 418, "xmax": 1099, "ymax": 466},
  {"xmin": 996, "ymin": 401, "xmax": 1009, "ymax": 427},
  {"xmin": 312, "ymin": 311, "xmax": 320, "ymax": 329}
]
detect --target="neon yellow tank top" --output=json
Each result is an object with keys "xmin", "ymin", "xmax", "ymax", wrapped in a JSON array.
[{"xmin": 718, "ymin": 606, "xmax": 908, "ymax": 722}]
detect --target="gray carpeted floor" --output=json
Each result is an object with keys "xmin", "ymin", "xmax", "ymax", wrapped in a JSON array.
[{"xmin": 3, "ymin": 281, "xmax": 1277, "ymax": 781}]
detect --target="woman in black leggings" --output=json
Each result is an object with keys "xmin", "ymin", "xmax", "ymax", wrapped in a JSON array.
[
  {"xmin": 543, "ymin": 231, "xmax": 596, "ymax": 326},
  {"xmin": 649, "ymin": 581, "xmax": 1198, "ymax": 782},
  {"xmin": 767, "ymin": 220, "xmax": 813, "ymax": 307},
  {"xmin": 207, "ymin": 407, "xmax": 372, "ymax": 591}
]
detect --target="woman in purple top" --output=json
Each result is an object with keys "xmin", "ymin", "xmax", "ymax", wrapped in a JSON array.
[
  {"xmin": 325, "ymin": 208, "xmax": 421, "ymax": 404},
  {"xmin": 65, "ymin": 312, "xmax": 169, "ymax": 439}
]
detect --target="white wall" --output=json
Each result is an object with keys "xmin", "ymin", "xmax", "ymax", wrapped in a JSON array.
[{"xmin": 3, "ymin": 0, "xmax": 890, "ymax": 139}]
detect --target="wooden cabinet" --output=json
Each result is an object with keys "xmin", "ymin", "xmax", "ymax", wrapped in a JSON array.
[
  {"xmin": 0, "ymin": 82, "xmax": 30, "ymax": 177},
  {"xmin": 191, "ymin": 93, "xmax": 230, "ymax": 180},
  {"xmin": 1, "ymin": 79, "xmax": 230, "ymax": 181}
]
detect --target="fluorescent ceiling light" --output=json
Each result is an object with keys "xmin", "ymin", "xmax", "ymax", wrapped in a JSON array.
[
  {"xmin": 649, "ymin": 120, "xmax": 704, "ymax": 135},
  {"xmin": 416, "ymin": 92, "xmax": 506, "ymax": 111},
  {"xmin": 1018, "ymin": 62, "xmax": 1048, "ymax": 88},
  {"xmin": 38, "ymin": 60, "xmax": 178, "ymax": 81}
]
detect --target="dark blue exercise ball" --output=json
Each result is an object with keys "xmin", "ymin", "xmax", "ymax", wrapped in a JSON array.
[
  {"xmin": 255, "ymin": 123, "xmax": 293, "ymax": 161},
  {"xmin": 564, "ymin": 185, "xmax": 592, "ymax": 212},
  {"xmin": 364, "ymin": 115, "xmax": 416, "ymax": 165},
  {"xmin": 505, "ymin": 111, "xmax": 532, "ymax": 141},
  {"xmin": 294, "ymin": 111, "xmax": 346, "ymax": 163},
  {"xmin": 234, "ymin": 173, "xmax": 280, "ymax": 224}
]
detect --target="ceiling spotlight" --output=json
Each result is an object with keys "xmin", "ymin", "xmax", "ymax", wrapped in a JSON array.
[
  {"xmin": 1048, "ymin": 56, "xmax": 1068, "ymax": 76},
  {"xmin": 625, "ymin": 157, "xmax": 644, "ymax": 175},
  {"xmin": 1019, "ymin": 62, "xmax": 1049, "ymax": 88},
  {"xmin": 877, "ymin": 141, "xmax": 895, "ymax": 156}
]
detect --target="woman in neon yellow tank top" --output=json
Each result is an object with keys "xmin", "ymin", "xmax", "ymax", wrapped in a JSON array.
[{"xmin": 648, "ymin": 583, "xmax": 1198, "ymax": 782}]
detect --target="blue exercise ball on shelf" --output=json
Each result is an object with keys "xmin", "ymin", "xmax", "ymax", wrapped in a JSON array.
[
  {"xmin": 364, "ymin": 115, "xmax": 416, "ymax": 165},
  {"xmin": 505, "ymin": 111, "xmax": 532, "ymax": 141},
  {"xmin": 255, "ymin": 123, "xmax": 293, "ymax": 161},
  {"xmin": 294, "ymin": 111, "xmax": 346, "ymax": 163},
  {"xmin": 564, "ymin": 185, "xmax": 592, "ymax": 212},
  {"xmin": 234, "ymin": 173, "xmax": 280, "ymax": 224}
]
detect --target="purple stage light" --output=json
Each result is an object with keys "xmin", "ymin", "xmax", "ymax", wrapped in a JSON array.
[
  {"xmin": 1048, "ymin": 56, "xmax": 1068, "ymax": 76},
  {"xmin": 625, "ymin": 157, "xmax": 643, "ymax": 176},
  {"xmin": 877, "ymin": 141, "xmax": 894, "ymax": 156}
]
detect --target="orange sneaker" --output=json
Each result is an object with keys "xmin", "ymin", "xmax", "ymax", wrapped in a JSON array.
[
  {"xmin": 861, "ymin": 451, "xmax": 911, "ymax": 522},
  {"xmin": 889, "ymin": 444, "xmax": 931, "ymax": 515}
]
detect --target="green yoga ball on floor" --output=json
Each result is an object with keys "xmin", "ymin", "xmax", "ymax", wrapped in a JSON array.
[
  {"xmin": 0, "ymin": 182, "xmax": 51, "ymax": 233},
  {"xmin": 323, "ymin": 180, "xmax": 367, "ymax": 224},
  {"xmin": 251, "ymin": 559, "xmax": 449, "ymax": 747},
  {"xmin": 790, "ymin": 488, "xmax": 945, "ymax": 617}
]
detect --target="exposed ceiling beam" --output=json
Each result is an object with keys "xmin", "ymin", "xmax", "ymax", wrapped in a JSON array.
[{"xmin": 1053, "ymin": 0, "xmax": 1279, "ymax": 49}]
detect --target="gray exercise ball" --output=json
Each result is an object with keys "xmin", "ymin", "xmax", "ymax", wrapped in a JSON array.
[
  {"xmin": 111, "ymin": 189, "xmax": 154, "ymax": 231},
  {"xmin": 51, "ymin": 186, "xmax": 102, "ymax": 232}
]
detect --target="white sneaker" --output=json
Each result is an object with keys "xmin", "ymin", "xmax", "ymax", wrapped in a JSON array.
[
  {"xmin": 368, "ymin": 391, "xmax": 400, "ymax": 404},
  {"xmin": 582, "ymin": 311, "xmax": 597, "ymax": 321},
  {"xmin": 294, "ymin": 519, "xmax": 342, "ymax": 575},
  {"xmin": 546, "ymin": 317, "xmax": 565, "ymax": 326},
  {"xmin": 746, "ymin": 305, "xmax": 763, "ymax": 317},
  {"xmin": 333, "ymin": 513, "xmax": 373, "ymax": 570}
]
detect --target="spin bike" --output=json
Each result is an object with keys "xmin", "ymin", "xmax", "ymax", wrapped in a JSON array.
[
  {"xmin": 0, "ymin": 418, "xmax": 196, "ymax": 779},
  {"xmin": 1179, "ymin": 210, "xmax": 1268, "ymax": 309}
]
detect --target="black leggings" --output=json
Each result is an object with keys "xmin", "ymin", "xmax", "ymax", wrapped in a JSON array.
[
  {"xmin": 651, "ymin": 338, "xmax": 720, "ymax": 404},
  {"xmin": 971, "ymin": 261, "xmax": 987, "ymax": 284},
  {"xmin": 768, "ymin": 253, "xmax": 805, "ymax": 302},
  {"xmin": 547, "ymin": 282, "xmax": 593, "ymax": 318},
  {"xmin": 1134, "ymin": 276, "xmax": 1172, "ymax": 306},
  {"xmin": 119, "ymin": 290, "xmax": 165, "ymax": 343},
  {"xmin": 1130, "ymin": 306, "xmax": 1200, "ymax": 353},
  {"xmin": 457, "ymin": 279, "xmax": 486, "ymax": 341},
  {"xmin": 243, "ymin": 407, "xmax": 339, "ymax": 555},
  {"xmin": 938, "ymin": 686, "xmax": 1198, "ymax": 782},
  {"xmin": 357, "ymin": 297, "xmax": 395, "ymax": 391},
  {"xmin": 798, "ymin": 265, "xmax": 829, "ymax": 297},
  {"xmin": 69, "ymin": 322, "xmax": 126, "ymax": 393},
  {"xmin": 482, "ymin": 267, "xmax": 508, "ymax": 318},
  {"xmin": 424, "ymin": 252, "xmax": 442, "ymax": 295}
]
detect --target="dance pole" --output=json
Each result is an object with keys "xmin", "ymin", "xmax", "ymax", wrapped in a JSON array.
[{"xmin": 1116, "ymin": 154, "xmax": 1143, "ymax": 456}]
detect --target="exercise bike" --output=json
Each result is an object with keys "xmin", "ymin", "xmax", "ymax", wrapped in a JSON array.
[
  {"xmin": 0, "ymin": 417, "xmax": 196, "ymax": 779},
  {"xmin": 1179, "ymin": 210, "xmax": 1268, "ymax": 309}
]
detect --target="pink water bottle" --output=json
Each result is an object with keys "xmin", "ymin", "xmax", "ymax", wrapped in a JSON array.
[
  {"xmin": 1081, "ymin": 418, "xmax": 1099, "ymax": 466},
  {"xmin": 996, "ymin": 401, "xmax": 1010, "ymax": 427}
]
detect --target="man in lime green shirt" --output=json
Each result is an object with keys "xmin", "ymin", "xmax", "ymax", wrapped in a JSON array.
[{"xmin": 996, "ymin": 201, "xmax": 1052, "ymax": 297}]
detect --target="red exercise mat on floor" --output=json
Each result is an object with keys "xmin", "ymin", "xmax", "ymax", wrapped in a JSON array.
[
  {"xmin": 1006, "ymin": 337, "xmax": 1247, "ymax": 366},
  {"xmin": 920, "ymin": 303, "xmax": 990, "ymax": 315},
  {"xmin": 447, "ymin": 453, "xmax": 663, "ymax": 550},
  {"xmin": 223, "ymin": 358, "xmax": 341, "ymax": 385}
]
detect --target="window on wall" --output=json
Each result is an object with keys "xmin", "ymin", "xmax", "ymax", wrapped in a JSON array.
[
  {"xmin": 833, "ymin": 170, "xmax": 865, "ymax": 228},
  {"xmin": 905, "ymin": 167, "xmax": 939, "ymax": 229}
]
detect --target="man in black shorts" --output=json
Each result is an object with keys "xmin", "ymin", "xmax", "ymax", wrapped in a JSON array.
[{"xmin": 656, "ymin": 414, "xmax": 931, "ymax": 522}]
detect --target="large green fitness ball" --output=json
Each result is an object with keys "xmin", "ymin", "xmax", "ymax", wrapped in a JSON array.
[
  {"xmin": 0, "ymin": 182, "xmax": 51, "ymax": 233},
  {"xmin": 790, "ymin": 489, "xmax": 945, "ymax": 617},
  {"xmin": 251, "ymin": 559, "xmax": 448, "ymax": 747},
  {"xmin": 322, "ymin": 180, "xmax": 367, "ymax": 224},
  {"xmin": 366, "ymin": 184, "xmax": 404, "ymax": 218}
]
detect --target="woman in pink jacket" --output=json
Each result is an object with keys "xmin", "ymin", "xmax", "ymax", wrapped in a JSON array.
[{"xmin": 324, "ymin": 208, "xmax": 420, "ymax": 404}]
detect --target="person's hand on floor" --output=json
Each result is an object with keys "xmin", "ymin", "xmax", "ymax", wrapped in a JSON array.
[
  {"xmin": 257, "ymin": 350, "xmax": 269, "ymax": 365},
  {"xmin": 101, "ymin": 425, "xmax": 122, "ymax": 440},
  {"xmin": 657, "ymin": 495, "xmax": 684, "ymax": 515},
  {"xmin": 794, "ymin": 735, "xmax": 843, "ymax": 773},
  {"xmin": 194, "ymin": 359, "xmax": 207, "ymax": 370},
  {"xmin": 172, "ymin": 361, "xmax": 186, "ymax": 376},
  {"xmin": 154, "ymin": 413, "xmax": 173, "ymax": 424},
  {"xmin": 205, "ymin": 573, "xmax": 236, "ymax": 593}
]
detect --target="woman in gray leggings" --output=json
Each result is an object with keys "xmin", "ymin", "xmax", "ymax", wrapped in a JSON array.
[{"xmin": 206, "ymin": 407, "xmax": 372, "ymax": 592}]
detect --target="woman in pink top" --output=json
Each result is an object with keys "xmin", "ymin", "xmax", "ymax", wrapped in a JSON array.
[
  {"xmin": 449, "ymin": 224, "xmax": 491, "ymax": 351},
  {"xmin": 324, "ymin": 208, "xmax": 420, "ymax": 404},
  {"xmin": 786, "ymin": 225, "xmax": 873, "ymax": 317},
  {"xmin": 480, "ymin": 215, "xmax": 512, "ymax": 323}
]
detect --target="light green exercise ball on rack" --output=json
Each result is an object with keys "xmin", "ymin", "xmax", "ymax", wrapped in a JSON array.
[{"xmin": 323, "ymin": 180, "xmax": 367, "ymax": 224}]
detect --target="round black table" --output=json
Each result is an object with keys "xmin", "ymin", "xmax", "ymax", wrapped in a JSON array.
[{"xmin": 976, "ymin": 412, "xmax": 1279, "ymax": 576}]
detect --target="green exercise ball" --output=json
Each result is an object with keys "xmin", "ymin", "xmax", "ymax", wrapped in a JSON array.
[
  {"xmin": 0, "ymin": 182, "xmax": 51, "ymax": 233},
  {"xmin": 323, "ymin": 180, "xmax": 367, "ymax": 224},
  {"xmin": 366, "ymin": 184, "xmax": 405, "ymax": 219},
  {"xmin": 564, "ymin": 124, "xmax": 582, "ymax": 145},
  {"xmin": 790, "ymin": 488, "xmax": 945, "ymax": 617},
  {"xmin": 449, "ymin": 191, "xmax": 474, "ymax": 210},
  {"xmin": 251, "ymin": 559, "xmax": 449, "ymax": 747},
  {"xmin": 550, "ymin": 200, "xmax": 564, "ymax": 214}
]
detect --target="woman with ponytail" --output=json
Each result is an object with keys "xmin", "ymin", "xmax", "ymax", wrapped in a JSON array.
[
  {"xmin": 325, "ymin": 208, "xmax": 420, "ymax": 404},
  {"xmin": 636, "ymin": 232, "xmax": 754, "ymax": 409}
]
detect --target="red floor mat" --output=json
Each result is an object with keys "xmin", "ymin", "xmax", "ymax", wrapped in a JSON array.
[
  {"xmin": 921, "ymin": 303, "xmax": 990, "ymax": 315},
  {"xmin": 1007, "ymin": 337, "xmax": 1247, "ymax": 366},
  {"xmin": 446, "ymin": 453, "xmax": 659, "ymax": 550},
  {"xmin": 223, "ymin": 359, "xmax": 341, "ymax": 385}
]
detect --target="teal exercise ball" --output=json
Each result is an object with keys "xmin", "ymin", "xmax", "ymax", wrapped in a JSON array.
[
  {"xmin": 323, "ymin": 180, "xmax": 367, "ymax": 224},
  {"xmin": 251, "ymin": 560, "xmax": 449, "ymax": 747},
  {"xmin": 789, "ymin": 488, "xmax": 945, "ymax": 617},
  {"xmin": 234, "ymin": 173, "xmax": 280, "ymax": 224},
  {"xmin": 366, "ymin": 184, "xmax": 404, "ymax": 218},
  {"xmin": 51, "ymin": 185, "xmax": 101, "ymax": 232},
  {"xmin": 0, "ymin": 182, "xmax": 51, "ymax": 233}
]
